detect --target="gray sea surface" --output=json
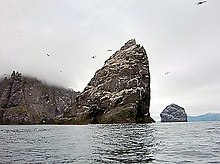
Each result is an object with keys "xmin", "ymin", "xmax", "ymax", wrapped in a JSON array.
[{"xmin": 0, "ymin": 122, "xmax": 220, "ymax": 163}]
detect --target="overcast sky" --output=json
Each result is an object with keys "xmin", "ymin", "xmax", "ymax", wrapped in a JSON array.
[{"xmin": 0, "ymin": 0, "xmax": 220, "ymax": 120}]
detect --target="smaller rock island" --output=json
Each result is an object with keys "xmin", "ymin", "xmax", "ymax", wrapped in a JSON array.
[{"xmin": 160, "ymin": 103, "xmax": 188, "ymax": 122}]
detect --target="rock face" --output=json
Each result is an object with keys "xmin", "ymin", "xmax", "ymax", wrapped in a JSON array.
[
  {"xmin": 0, "ymin": 71, "xmax": 79, "ymax": 124},
  {"xmin": 160, "ymin": 104, "xmax": 188, "ymax": 122},
  {"xmin": 65, "ymin": 39, "xmax": 154, "ymax": 124}
]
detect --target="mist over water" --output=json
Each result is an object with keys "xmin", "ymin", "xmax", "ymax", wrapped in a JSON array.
[{"xmin": 0, "ymin": 122, "xmax": 220, "ymax": 163}]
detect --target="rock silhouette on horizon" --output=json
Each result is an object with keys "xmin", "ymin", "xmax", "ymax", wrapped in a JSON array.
[{"xmin": 160, "ymin": 103, "xmax": 188, "ymax": 122}]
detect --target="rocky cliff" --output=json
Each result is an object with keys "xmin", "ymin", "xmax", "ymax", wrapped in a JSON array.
[
  {"xmin": 160, "ymin": 103, "xmax": 188, "ymax": 122},
  {"xmin": 0, "ymin": 71, "xmax": 79, "ymax": 124},
  {"xmin": 63, "ymin": 39, "xmax": 154, "ymax": 124},
  {"xmin": 1, "ymin": 39, "xmax": 154, "ymax": 124}
]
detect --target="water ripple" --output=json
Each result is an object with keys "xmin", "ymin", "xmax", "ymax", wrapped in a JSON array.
[{"xmin": 0, "ymin": 122, "xmax": 220, "ymax": 163}]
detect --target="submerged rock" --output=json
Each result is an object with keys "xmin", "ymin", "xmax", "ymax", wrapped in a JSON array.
[
  {"xmin": 160, "ymin": 103, "xmax": 188, "ymax": 122},
  {"xmin": 66, "ymin": 39, "xmax": 154, "ymax": 124}
]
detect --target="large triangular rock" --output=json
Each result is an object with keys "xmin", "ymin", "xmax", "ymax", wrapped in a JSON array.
[{"xmin": 68, "ymin": 39, "xmax": 155, "ymax": 124}]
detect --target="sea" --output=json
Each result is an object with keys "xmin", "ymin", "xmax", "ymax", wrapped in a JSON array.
[{"xmin": 0, "ymin": 122, "xmax": 220, "ymax": 164}]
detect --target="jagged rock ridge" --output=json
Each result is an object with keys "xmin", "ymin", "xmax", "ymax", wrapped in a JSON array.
[
  {"xmin": 1, "ymin": 71, "xmax": 23, "ymax": 108},
  {"xmin": 160, "ymin": 103, "xmax": 188, "ymax": 122},
  {"xmin": 65, "ymin": 39, "xmax": 154, "ymax": 124},
  {"xmin": 0, "ymin": 71, "xmax": 80, "ymax": 124}
]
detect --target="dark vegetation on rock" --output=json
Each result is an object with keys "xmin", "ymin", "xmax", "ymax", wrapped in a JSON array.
[
  {"xmin": 160, "ymin": 103, "xmax": 188, "ymax": 122},
  {"xmin": 0, "ymin": 39, "xmax": 154, "ymax": 124}
]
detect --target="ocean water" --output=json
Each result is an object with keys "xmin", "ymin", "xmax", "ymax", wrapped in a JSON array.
[{"xmin": 0, "ymin": 122, "xmax": 220, "ymax": 164}]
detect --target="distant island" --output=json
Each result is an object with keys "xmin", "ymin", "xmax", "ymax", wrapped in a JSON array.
[{"xmin": 188, "ymin": 113, "xmax": 220, "ymax": 122}]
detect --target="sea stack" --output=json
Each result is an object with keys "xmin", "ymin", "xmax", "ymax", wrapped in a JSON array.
[
  {"xmin": 160, "ymin": 103, "xmax": 188, "ymax": 122},
  {"xmin": 66, "ymin": 39, "xmax": 155, "ymax": 124}
]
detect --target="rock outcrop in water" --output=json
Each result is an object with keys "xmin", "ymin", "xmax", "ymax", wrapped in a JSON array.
[
  {"xmin": 0, "ymin": 71, "xmax": 79, "ymax": 124},
  {"xmin": 160, "ymin": 103, "xmax": 188, "ymax": 122},
  {"xmin": 63, "ymin": 39, "xmax": 154, "ymax": 124}
]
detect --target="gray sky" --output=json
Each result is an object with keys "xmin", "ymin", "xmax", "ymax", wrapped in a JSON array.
[{"xmin": 0, "ymin": 0, "xmax": 220, "ymax": 120}]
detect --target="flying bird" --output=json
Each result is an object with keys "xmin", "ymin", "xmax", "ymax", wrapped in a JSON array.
[
  {"xmin": 47, "ymin": 54, "xmax": 49, "ymax": 56},
  {"xmin": 165, "ymin": 71, "xmax": 170, "ymax": 75},
  {"xmin": 107, "ymin": 49, "xmax": 112, "ymax": 51},
  {"xmin": 196, "ymin": 1, "xmax": 207, "ymax": 5},
  {"xmin": 92, "ymin": 55, "xmax": 96, "ymax": 59},
  {"xmin": 60, "ymin": 70, "xmax": 62, "ymax": 73}
]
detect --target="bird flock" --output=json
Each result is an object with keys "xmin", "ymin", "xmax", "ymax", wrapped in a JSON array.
[{"xmin": 2, "ymin": 1, "xmax": 208, "ymax": 77}]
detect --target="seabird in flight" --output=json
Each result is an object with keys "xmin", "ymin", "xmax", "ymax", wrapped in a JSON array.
[
  {"xmin": 196, "ymin": 1, "xmax": 207, "ymax": 5},
  {"xmin": 165, "ymin": 71, "xmax": 170, "ymax": 75},
  {"xmin": 92, "ymin": 55, "xmax": 96, "ymax": 59}
]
